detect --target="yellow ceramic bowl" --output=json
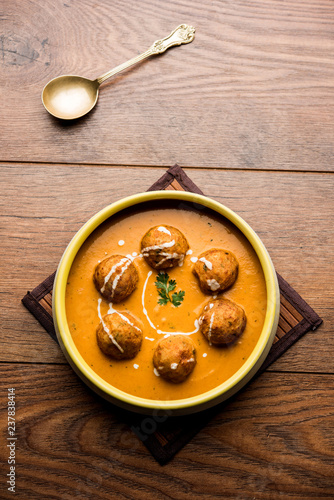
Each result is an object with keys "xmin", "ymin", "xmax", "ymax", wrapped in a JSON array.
[{"xmin": 53, "ymin": 191, "xmax": 279, "ymax": 415}]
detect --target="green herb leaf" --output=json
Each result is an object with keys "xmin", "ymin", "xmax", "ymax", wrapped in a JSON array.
[
  {"xmin": 158, "ymin": 291, "xmax": 169, "ymax": 306},
  {"xmin": 155, "ymin": 272, "xmax": 169, "ymax": 288},
  {"xmin": 167, "ymin": 279, "xmax": 176, "ymax": 293},
  {"xmin": 171, "ymin": 290, "xmax": 185, "ymax": 307},
  {"xmin": 155, "ymin": 272, "xmax": 185, "ymax": 307}
]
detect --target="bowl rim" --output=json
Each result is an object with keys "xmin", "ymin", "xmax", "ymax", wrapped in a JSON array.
[{"xmin": 53, "ymin": 191, "xmax": 279, "ymax": 411}]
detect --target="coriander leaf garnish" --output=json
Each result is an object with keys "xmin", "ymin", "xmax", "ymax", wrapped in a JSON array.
[
  {"xmin": 167, "ymin": 279, "xmax": 176, "ymax": 293},
  {"xmin": 157, "ymin": 293, "xmax": 169, "ymax": 306},
  {"xmin": 155, "ymin": 272, "xmax": 185, "ymax": 307},
  {"xmin": 171, "ymin": 290, "xmax": 185, "ymax": 307},
  {"xmin": 155, "ymin": 271, "xmax": 169, "ymax": 289},
  {"xmin": 155, "ymin": 272, "xmax": 170, "ymax": 305}
]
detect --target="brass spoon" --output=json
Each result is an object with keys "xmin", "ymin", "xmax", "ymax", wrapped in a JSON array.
[{"xmin": 42, "ymin": 24, "xmax": 195, "ymax": 120}]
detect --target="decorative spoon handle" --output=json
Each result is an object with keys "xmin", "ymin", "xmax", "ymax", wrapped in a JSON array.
[
  {"xmin": 96, "ymin": 24, "xmax": 195, "ymax": 85},
  {"xmin": 149, "ymin": 24, "xmax": 196, "ymax": 54}
]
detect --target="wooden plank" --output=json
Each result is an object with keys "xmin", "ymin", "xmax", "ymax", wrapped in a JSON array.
[
  {"xmin": 170, "ymin": 180, "xmax": 185, "ymax": 191},
  {"xmin": 278, "ymin": 315, "xmax": 293, "ymax": 335},
  {"xmin": 275, "ymin": 325, "xmax": 286, "ymax": 340},
  {"xmin": 39, "ymin": 298, "xmax": 52, "ymax": 317},
  {"xmin": 0, "ymin": 363, "xmax": 333, "ymax": 499},
  {"xmin": 280, "ymin": 294, "xmax": 304, "ymax": 322},
  {"xmin": 0, "ymin": 0, "xmax": 333, "ymax": 170},
  {"xmin": 42, "ymin": 292, "xmax": 52, "ymax": 308},
  {"xmin": 279, "ymin": 302, "xmax": 300, "ymax": 329}
]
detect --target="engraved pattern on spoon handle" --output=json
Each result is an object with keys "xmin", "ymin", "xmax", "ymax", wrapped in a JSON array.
[
  {"xmin": 96, "ymin": 24, "xmax": 195, "ymax": 86},
  {"xmin": 150, "ymin": 24, "xmax": 196, "ymax": 55}
]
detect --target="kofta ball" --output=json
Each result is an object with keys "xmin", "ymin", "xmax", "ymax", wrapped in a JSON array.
[
  {"xmin": 141, "ymin": 225, "xmax": 189, "ymax": 269},
  {"xmin": 192, "ymin": 248, "xmax": 238, "ymax": 294},
  {"xmin": 153, "ymin": 335, "xmax": 196, "ymax": 383},
  {"xmin": 199, "ymin": 298, "xmax": 246, "ymax": 345},
  {"xmin": 96, "ymin": 312, "xmax": 143, "ymax": 360},
  {"xmin": 94, "ymin": 255, "xmax": 138, "ymax": 303}
]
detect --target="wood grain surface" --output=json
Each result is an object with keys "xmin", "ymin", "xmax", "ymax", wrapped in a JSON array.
[
  {"xmin": 1, "ymin": 0, "xmax": 333, "ymax": 497},
  {"xmin": 0, "ymin": 363, "xmax": 333, "ymax": 499},
  {"xmin": 0, "ymin": 0, "xmax": 333, "ymax": 170}
]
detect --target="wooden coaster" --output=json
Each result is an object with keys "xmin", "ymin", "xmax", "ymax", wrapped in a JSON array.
[{"xmin": 22, "ymin": 164, "xmax": 322, "ymax": 465}]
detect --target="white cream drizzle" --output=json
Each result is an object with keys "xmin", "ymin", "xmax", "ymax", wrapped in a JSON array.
[
  {"xmin": 142, "ymin": 271, "xmax": 199, "ymax": 336},
  {"xmin": 154, "ymin": 252, "xmax": 184, "ymax": 268},
  {"xmin": 141, "ymin": 239, "xmax": 190, "ymax": 268},
  {"xmin": 190, "ymin": 256, "xmax": 198, "ymax": 263},
  {"xmin": 145, "ymin": 336, "xmax": 155, "ymax": 341},
  {"xmin": 141, "ymin": 271, "xmax": 157, "ymax": 331},
  {"xmin": 199, "ymin": 257, "xmax": 213, "ymax": 270},
  {"xmin": 153, "ymin": 368, "xmax": 160, "ymax": 377},
  {"xmin": 157, "ymin": 226, "xmax": 171, "ymax": 236},
  {"xmin": 203, "ymin": 353, "xmax": 207, "ymax": 358},
  {"xmin": 100, "ymin": 257, "xmax": 129, "ymax": 294},
  {"xmin": 133, "ymin": 364, "xmax": 139, "ymax": 369},
  {"xmin": 142, "ymin": 250, "xmax": 185, "ymax": 268},
  {"xmin": 106, "ymin": 303, "xmax": 142, "ymax": 333},
  {"xmin": 109, "ymin": 258, "xmax": 133, "ymax": 298},
  {"xmin": 178, "ymin": 255, "xmax": 185, "ymax": 267},
  {"xmin": 207, "ymin": 279, "xmax": 220, "ymax": 291},
  {"xmin": 156, "ymin": 320, "xmax": 199, "ymax": 336},
  {"xmin": 118, "ymin": 240, "xmax": 125, "ymax": 246},
  {"xmin": 170, "ymin": 363, "xmax": 178, "ymax": 370},
  {"xmin": 142, "ymin": 240, "xmax": 175, "ymax": 254},
  {"xmin": 208, "ymin": 312, "xmax": 215, "ymax": 341},
  {"xmin": 100, "ymin": 253, "xmax": 145, "ymax": 296},
  {"xmin": 97, "ymin": 298, "xmax": 124, "ymax": 353}
]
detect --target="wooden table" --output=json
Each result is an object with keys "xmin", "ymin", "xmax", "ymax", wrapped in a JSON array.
[{"xmin": 1, "ymin": 1, "xmax": 333, "ymax": 498}]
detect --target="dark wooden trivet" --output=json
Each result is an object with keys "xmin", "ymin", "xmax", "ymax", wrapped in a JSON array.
[{"xmin": 22, "ymin": 164, "xmax": 323, "ymax": 465}]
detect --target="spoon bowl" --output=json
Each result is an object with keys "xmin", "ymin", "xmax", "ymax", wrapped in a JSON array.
[
  {"xmin": 42, "ymin": 75, "xmax": 99, "ymax": 120},
  {"xmin": 42, "ymin": 25, "xmax": 195, "ymax": 120}
]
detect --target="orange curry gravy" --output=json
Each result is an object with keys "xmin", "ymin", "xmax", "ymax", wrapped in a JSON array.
[{"xmin": 65, "ymin": 201, "xmax": 267, "ymax": 401}]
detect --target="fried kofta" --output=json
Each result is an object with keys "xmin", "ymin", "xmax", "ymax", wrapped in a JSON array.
[
  {"xmin": 141, "ymin": 225, "xmax": 189, "ymax": 269},
  {"xmin": 192, "ymin": 248, "xmax": 238, "ymax": 294},
  {"xmin": 94, "ymin": 255, "xmax": 138, "ymax": 303},
  {"xmin": 153, "ymin": 335, "xmax": 196, "ymax": 383},
  {"xmin": 96, "ymin": 312, "xmax": 143, "ymax": 360},
  {"xmin": 199, "ymin": 298, "xmax": 246, "ymax": 345}
]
